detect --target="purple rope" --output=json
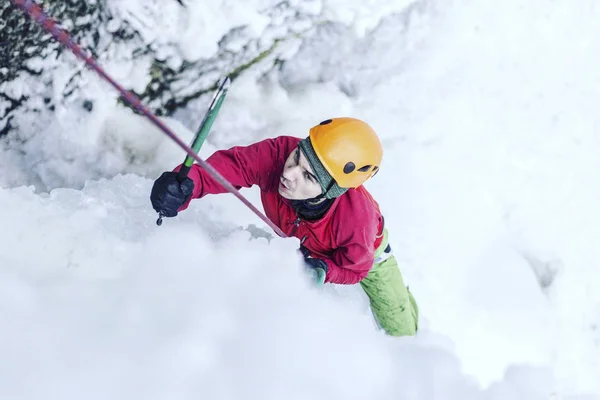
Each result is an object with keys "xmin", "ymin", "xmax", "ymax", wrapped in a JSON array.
[{"xmin": 10, "ymin": 0, "xmax": 287, "ymax": 238}]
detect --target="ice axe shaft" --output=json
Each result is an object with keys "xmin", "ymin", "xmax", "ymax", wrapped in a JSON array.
[
  {"xmin": 156, "ymin": 77, "xmax": 231, "ymax": 226},
  {"xmin": 176, "ymin": 77, "xmax": 231, "ymax": 182}
]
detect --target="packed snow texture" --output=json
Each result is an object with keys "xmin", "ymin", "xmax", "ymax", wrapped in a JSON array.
[{"xmin": 1, "ymin": 0, "xmax": 600, "ymax": 399}]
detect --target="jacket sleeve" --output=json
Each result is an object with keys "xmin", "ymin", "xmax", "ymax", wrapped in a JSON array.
[
  {"xmin": 322, "ymin": 211, "xmax": 378, "ymax": 285},
  {"xmin": 175, "ymin": 137, "xmax": 285, "ymax": 211},
  {"xmin": 322, "ymin": 238, "xmax": 375, "ymax": 285}
]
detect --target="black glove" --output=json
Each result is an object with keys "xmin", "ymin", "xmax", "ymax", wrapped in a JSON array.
[{"xmin": 150, "ymin": 171, "xmax": 195, "ymax": 217}]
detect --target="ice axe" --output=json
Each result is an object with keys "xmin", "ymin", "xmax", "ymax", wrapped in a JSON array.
[{"xmin": 156, "ymin": 76, "xmax": 231, "ymax": 226}]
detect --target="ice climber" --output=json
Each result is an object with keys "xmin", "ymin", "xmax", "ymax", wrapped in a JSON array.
[{"xmin": 150, "ymin": 117, "xmax": 419, "ymax": 336}]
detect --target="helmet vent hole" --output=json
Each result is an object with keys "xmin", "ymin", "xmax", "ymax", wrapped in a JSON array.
[
  {"xmin": 319, "ymin": 119, "xmax": 333, "ymax": 125},
  {"xmin": 358, "ymin": 165, "xmax": 372, "ymax": 172},
  {"xmin": 343, "ymin": 162, "xmax": 355, "ymax": 174}
]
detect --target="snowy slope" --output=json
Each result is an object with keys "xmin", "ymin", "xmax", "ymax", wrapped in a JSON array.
[
  {"xmin": 1, "ymin": 0, "xmax": 600, "ymax": 398},
  {"xmin": 0, "ymin": 171, "xmax": 561, "ymax": 400}
]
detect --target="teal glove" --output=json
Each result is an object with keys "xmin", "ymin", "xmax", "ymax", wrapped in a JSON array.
[{"xmin": 304, "ymin": 258, "xmax": 327, "ymax": 286}]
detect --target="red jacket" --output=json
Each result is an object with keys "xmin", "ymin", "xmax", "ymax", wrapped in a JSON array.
[{"xmin": 177, "ymin": 136, "xmax": 384, "ymax": 284}]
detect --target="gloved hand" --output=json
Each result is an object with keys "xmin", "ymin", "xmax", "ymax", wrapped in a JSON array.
[
  {"xmin": 304, "ymin": 257, "xmax": 328, "ymax": 286},
  {"xmin": 150, "ymin": 171, "xmax": 195, "ymax": 217}
]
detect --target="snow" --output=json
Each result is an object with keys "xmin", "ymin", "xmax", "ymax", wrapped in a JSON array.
[
  {"xmin": 106, "ymin": 0, "xmax": 273, "ymax": 62},
  {"xmin": 322, "ymin": 0, "xmax": 419, "ymax": 37},
  {"xmin": 2, "ymin": 0, "xmax": 600, "ymax": 399},
  {"xmin": 0, "ymin": 178, "xmax": 561, "ymax": 400}
]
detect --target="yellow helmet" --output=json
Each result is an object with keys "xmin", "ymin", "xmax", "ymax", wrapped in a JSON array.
[{"xmin": 309, "ymin": 118, "xmax": 383, "ymax": 188}]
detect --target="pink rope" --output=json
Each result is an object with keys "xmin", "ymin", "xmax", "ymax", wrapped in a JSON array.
[{"xmin": 10, "ymin": 0, "xmax": 287, "ymax": 238}]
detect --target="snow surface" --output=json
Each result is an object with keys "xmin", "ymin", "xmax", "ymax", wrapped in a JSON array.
[{"xmin": 2, "ymin": 0, "xmax": 600, "ymax": 399}]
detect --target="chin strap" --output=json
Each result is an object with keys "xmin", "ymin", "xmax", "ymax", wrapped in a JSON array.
[{"xmin": 310, "ymin": 180, "xmax": 337, "ymax": 201}]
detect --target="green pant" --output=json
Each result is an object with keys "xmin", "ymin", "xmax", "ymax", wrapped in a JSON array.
[{"xmin": 359, "ymin": 229, "xmax": 419, "ymax": 336}]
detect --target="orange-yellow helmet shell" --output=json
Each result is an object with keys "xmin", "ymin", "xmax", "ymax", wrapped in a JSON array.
[{"xmin": 309, "ymin": 118, "xmax": 383, "ymax": 188}]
